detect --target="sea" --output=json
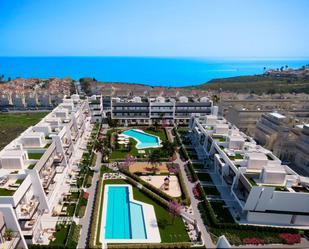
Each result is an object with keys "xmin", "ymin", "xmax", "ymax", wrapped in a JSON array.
[{"xmin": 0, "ymin": 57, "xmax": 308, "ymax": 87}]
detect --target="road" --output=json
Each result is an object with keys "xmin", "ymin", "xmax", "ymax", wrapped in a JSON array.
[{"xmin": 77, "ymin": 151, "xmax": 102, "ymax": 249}]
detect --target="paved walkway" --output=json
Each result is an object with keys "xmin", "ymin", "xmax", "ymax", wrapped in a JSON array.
[
  {"xmin": 167, "ymin": 128, "xmax": 216, "ymax": 249},
  {"xmin": 77, "ymin": 151, "xmax": 102, "ymax": 249}
]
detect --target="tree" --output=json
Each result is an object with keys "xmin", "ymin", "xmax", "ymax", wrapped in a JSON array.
[
  {"xmin": 168, "ymin": 163, "xmax": 180, "ymax": 174},
  {"xmin": 93, "ymin": 139, "xmax": 103, "ymax": 153},
  {"xmin": 123, "ymin": 154, "xmax": 136, "ymax": 171},
  {"xmin": 148, "ymin": 150, "xmax": 161, "ymax": 173},
  {"xmin": 153, "ymin": 120, "xmax": 159, "ymax": 131},
  {"xmin": 168, "ymin": 201, "xmax": 182, "ymax": 224},
  {"xmin": 162, "ymin": 140, "xmax": 177, "ymax": 157}
]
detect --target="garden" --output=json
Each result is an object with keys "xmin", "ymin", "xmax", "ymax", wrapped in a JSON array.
[
  {"xmin": 88, "ymin": 166, "xmax": 191, "ymax": 248},
  {"xmin": 109, "ymin": 127, "xmax": 172, "ymax": 160}
]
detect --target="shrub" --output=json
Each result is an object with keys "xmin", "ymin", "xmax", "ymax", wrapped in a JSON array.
[
  {"xmin": 66, "ymin": 222, "xmax": 81, "ymax": 248},
  {"xmin": 243, "ymin": 237, "xmax": 265, "ymax": 245},
  {"xmin": 279, "ymin": 233, "xmax": 301, "ymax": 245}
]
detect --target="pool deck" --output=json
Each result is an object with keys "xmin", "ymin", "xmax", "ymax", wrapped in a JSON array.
[
  {"xmin": 129, "ymin": 162, "xmax": 169, "ymax": 173},
  {"xmin": 122, "ymin": 129, "xmax": 162, "ymax": 149},
  {"xmin": 140, "ymin": 175, "xmax": 182, "ymax": 197},
  {"xmin": 100, "ymin": 184, "xmax": 161, "ymax": 244}
]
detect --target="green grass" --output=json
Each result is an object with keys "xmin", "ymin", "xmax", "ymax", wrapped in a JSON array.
[
  {"xmin": 110, "ymin": 128, "xmax": 168, "ymax": 160},
  {"xmin": 0, "ymin": 112, "xmax": 48, "ymax": 150},
  {"xmin": 203, "ymin": 186, "xmax": 220, "ymax": 196},
  {"xmin": 99, "ymin": 179, "xmax": 190, "ymax": 244},
  {"xmin": 50, "ymin": 224, "xmax": 70, "ymax": 245},
  {"xmin": 210, "ymin": 201, "xmax": 235, "ymax": 223},
  {"xmin": 197, "ymin": 173, "xmax": 213, "ymax": 183},
  {"xmin": 0, "ymin": 188, "xmax": 16, "ymax": 196},
  {"xmin": 27, "ymin": 164, "xmax": 36, "ymax": 169},
  {"xmin": 28, "ymin": 152, "xmax": 44, "ymax": 160},
  {"xmin": 228, "ymin": 154, "xmax": 244, "ymax": 160},
  {"xmin": 15, "ymin": 179, "xmax": 24, "ymax": 185},
  {"xmin": 144, "ymin": 128, "xmax": 168, "ymax": 142},
  {"xmin": 63, "ymin": 203, "xmax": 76, "ymax": 216},
  {"xmin": 68, "ymin": 191, "xmax": 80, "ymax": 201}
]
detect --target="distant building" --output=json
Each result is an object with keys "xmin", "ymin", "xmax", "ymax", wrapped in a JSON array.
[
  {"xmin": 25, "ymin": 92, "xmax": 38, "ymax": 107},
  {"xmin": 294, "ymin": 124, "xmax": 309, "ymax": 175},
  {"xmin": 109, "ymin": 96, "xmax": 215, "ymax": 126},
  {"xmin": 0, "ymin": 92, "xmax": 12, "ymax": 107},
  {"xmin": 88, "ymin": 95, "xmax": 103, "ymax": 123},
  {"xmin": 11, "ymin": 93, "xmax": 26, "ymax": 108},
  {"xmin": 223, "ymin": 99, "xmax": 309, "ymax": 136}
]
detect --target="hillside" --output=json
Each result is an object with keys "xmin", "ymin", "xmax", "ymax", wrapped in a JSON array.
[{"xmin": 189, "ymin": 75, "xmax": 309, "ymax": 94}]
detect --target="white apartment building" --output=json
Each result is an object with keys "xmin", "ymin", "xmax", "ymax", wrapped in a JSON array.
[
  {"xmin": 189, "ymin": 114, "xmax": 309, "ymax": 227},
  {"xmin": 0, "ymin": 205, "xmax": 28, "ymax": 249},
  {"xmin": 110, "ymin": 96, "xmax": 216, "ymax": 126},
  {"xmin": 0, "ymin": 94, "xmax": 90, "ymax": 246},
  {"xmin": 88, "ymin": 95, "xmax": 103, "ymax": 123},
  {"xmin": 294, "ymin": 124, "xmax": 309, "ymax": 175}
]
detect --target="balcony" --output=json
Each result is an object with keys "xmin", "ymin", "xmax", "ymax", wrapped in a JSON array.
[
  {"xmin": 1, "ymin": 231, "xmax": 21, "ymax": 249},
  {"xmin": 17, "ymin": 197, "xmax": 40, "ymax": 220}
]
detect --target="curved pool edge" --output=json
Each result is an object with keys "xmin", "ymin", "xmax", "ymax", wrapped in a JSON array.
[
  {"xmin": 100, "ymin": 184, "xmax": 161, "ymax": 244},
  {"xmin": 122, "ymin": 129, "xmax": 163, "ymax": 149}
]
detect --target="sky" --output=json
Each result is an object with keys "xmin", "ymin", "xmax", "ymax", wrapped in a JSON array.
[{"xmin": 0, "ymin": 0, "xmax": 308, "ymax": 57}]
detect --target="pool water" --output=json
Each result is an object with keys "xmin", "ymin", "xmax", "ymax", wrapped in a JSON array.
[
  {"xmin": 122, "ymin": 129, "xmax": 161, "ymax": 149},
  {"xmin": 105, "ymin": 186, "xmax": 147, "ymax": 240}
]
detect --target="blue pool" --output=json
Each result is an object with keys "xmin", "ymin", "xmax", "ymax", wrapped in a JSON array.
[
  {"xmin": 122, "ymin": 129, "xmax": 161, "ymax": 149},
  {"xmin": 105, "ymin": 186, "xmax": 147, "ymax": 240}
]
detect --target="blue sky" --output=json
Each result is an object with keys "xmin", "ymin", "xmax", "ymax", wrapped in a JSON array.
[{"xmin": 0, "ymin": 0, "xmax": 308, "ymax": 57}]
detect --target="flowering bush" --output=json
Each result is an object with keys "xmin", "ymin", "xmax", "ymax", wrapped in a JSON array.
[
  {"xmin": 279, "ymin": 233, "xmax": 301, "ymax": 245},
  {"xmin": 192, "ymin": 185, "xmax": 202, "ymax": 200},
  {"xmin": 243, "ymin": 237, "xmax": 265, "ymax": 245}
]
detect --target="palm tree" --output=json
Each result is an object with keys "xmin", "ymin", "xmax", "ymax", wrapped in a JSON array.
[
  {"xmin": 93, "ymin": 139, "xmax": 102, "ymax": 153},
  {"xmin": 148, "ymin": 150, "xmax": 161, "ymax": 173},
  {"xmin": 162, "ymin": 140, "xmax": 177, "ymax": 157}
]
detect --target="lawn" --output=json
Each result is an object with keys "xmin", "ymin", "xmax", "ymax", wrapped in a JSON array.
[
  {"xmin": 99, "ymin": 179, "xmax": 190, "ymax": 244},
  {"xmin": 197, "ymin": 173, "xmax": 213, "ymax": 183},
  {"xmin": 110, "ymin": 128, "xmax": 169, "ymax": 160},
  {"xmin": 49, "ymin": 224, "xmax": 70, "ymax": 246},
  {"xmin": 28, "ymin": 152, "xmax": 44, "ymax": 160},
  {"xmin": 228, "ymin": 154, "xmax": 244, "ymax": 160},
  {"xmin": 62, "ymin": 203, "xmax": 76, "ymax": 216},
  {"xmin": 0, "ymin": 112, "xmax": 48, "ymax": 150},
  {"xmin": 0, "ymin": 188, "xmax": 16, "ymax": 196},
  {"xmin": 210, "ymin": 201, "xmax": 235, "ymax": 223},
  {"xmin": 203, "ymin": 186, "xmax": 220, "ymax": 196},
  {"xmin": 143, "ymin": 128, "xmax": 168, "ymax": 142}
]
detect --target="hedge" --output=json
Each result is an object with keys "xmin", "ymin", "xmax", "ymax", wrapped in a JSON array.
[
  {"xmin": 185, "ymin": 162, "xmax": 198, "ymax": 183},
  {"xmin": 65, "ymin": 222, "xmax": 81, "ymax": 248},
  {"xmin": 106, "ymin": 242, "xmax": 193, "ymax": 249},
  {"xmin": 88, "ymin": 180, "xmax": 101, "ymax": 248},
  {"xmin": 176, "ymin": 170, "xmax": 191, "ymax": 206}
]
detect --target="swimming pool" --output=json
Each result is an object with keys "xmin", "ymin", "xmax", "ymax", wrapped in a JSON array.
[
  {"xmin": 121, "ymin": 129, "xmax": 161, "ymax": 149},
  {"xmin": 104, "ymin": 186, "xmax": 147, "ymax": 240}
]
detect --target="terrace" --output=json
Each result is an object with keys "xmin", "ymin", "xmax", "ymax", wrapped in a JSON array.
[{"xmin": 0, "ymin": 176, "xmax": 25, "ymax": 196}]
